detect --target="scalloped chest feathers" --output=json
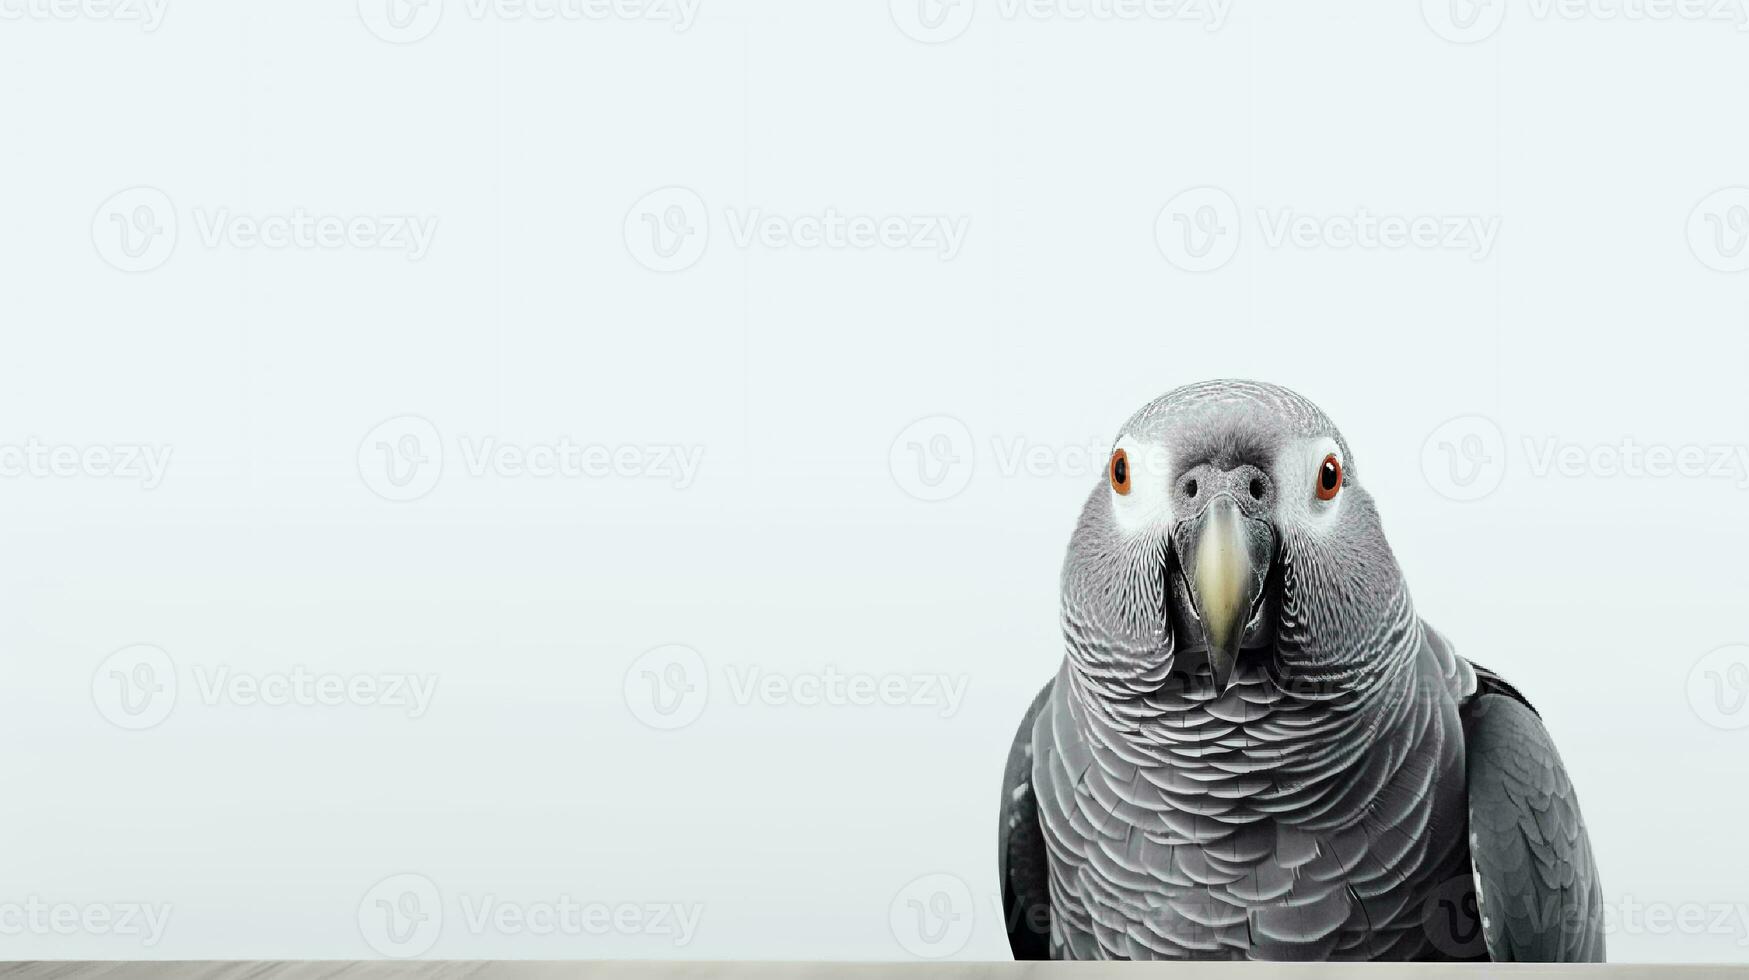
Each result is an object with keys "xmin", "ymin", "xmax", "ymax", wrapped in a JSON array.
[{"xmin": 1031, "ymin": 666, "xmax": 1476, "ymax": 961}]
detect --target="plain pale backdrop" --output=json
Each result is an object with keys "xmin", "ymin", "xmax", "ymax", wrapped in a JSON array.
[{"xmin": 3, "ymin": 0, "xmax": 1749, "ymax": 963}]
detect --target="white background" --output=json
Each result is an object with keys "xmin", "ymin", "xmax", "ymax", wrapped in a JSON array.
[{"xmin": 3, "ymin": 0, "xmax": 1748, "ymax": 963}]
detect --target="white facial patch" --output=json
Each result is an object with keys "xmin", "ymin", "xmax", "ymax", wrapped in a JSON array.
[
  {"xmin": 1276, "ymin": 435, "xmax": 1345, "ymax": 530},
  {"xmin": 1109, "ymin": 435, "xmax": 1175, "ymax": 536}
]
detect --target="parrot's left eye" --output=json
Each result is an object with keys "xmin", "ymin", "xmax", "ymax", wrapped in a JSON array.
[
  {"xmin": 1109, "ymin": 449, "xmax": 1131, "ymax": 495},
  {"xmin": 1317, "ymin": 454, "xmax": 1343, "ymax": 500}
]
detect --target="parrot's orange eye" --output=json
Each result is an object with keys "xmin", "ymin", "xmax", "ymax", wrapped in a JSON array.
[
  {"xmin": 1317, "ymin": 454, "xmax": 1343, "ymax": 501},
  {"xmin": 1109, "ymin": 449, "xmax": 1131, "ymax": 495}
]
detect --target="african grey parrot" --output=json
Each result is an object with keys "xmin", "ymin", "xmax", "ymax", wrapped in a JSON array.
[{"xmin": 998, "ymin": 381, "xmax": 1602, "ymax": 961}]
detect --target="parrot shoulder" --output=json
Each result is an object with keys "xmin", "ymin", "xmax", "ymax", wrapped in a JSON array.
[{"xmin": 1420, "ymin": 619, "xmax": 1478, "ymax": 703}]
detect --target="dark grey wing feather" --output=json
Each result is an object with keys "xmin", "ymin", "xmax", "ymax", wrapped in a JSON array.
[
  {"xmin": 1462, "ymin": 664, "xmax": 1605, "ymax": 962},
  {"xmin": 999, "ymin": 678, "xmax": 1055, "ymax": 960}
]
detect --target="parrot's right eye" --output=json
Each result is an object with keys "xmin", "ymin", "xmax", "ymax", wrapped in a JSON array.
[
  {"xmin": 1317, "ymin": 454, "xmax": 1343, "ymax": 500},
  {"xmin": 1109, "ymin": 449, "xmax": 1131, "ymax": 495}
]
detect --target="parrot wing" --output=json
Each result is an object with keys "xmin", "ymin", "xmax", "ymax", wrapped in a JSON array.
[
  {"xmin": 998, "ymin": 678, "xmax": 1056, "ymax": 959},
  {"xmin": 1461, "ymin": 662, "xmax": 1605, "ymax": 962}
]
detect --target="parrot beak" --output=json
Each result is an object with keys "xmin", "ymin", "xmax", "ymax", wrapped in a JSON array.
[{"xmin": 1178, "ymin": 495, "xmax": 1272, "ymax": 692}]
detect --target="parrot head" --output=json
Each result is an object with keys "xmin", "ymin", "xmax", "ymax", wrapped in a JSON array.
[{"xmin": 1061, "ymin": 380, "xmax": 1416, "ymax": 701}]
